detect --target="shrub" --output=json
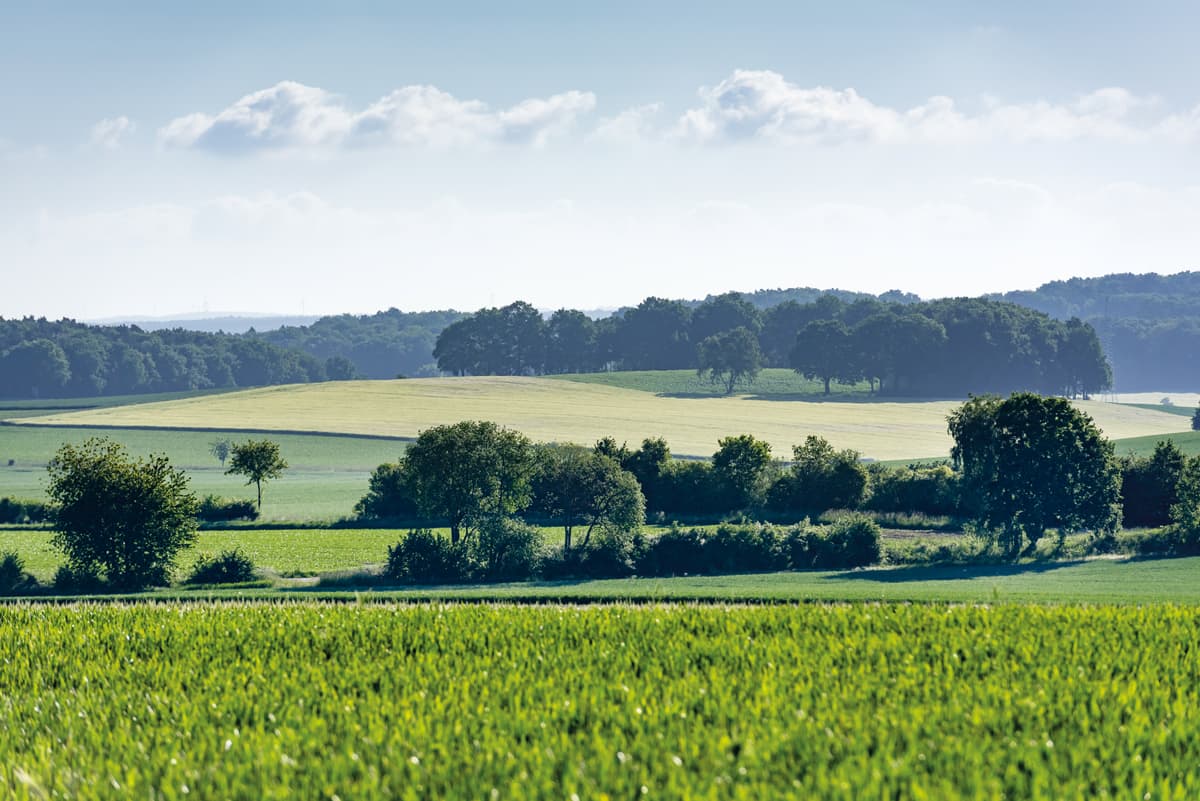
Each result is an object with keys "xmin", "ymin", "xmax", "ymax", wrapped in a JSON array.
[
  {"xmin": 52, "ymin": 563, "xmax": 104, "ymax": 594},
  {"xmin": 865, "ymin": 464, "xmax": 960, "ymax": 517},
  {"xmin": 787, "ymin": 515, "xmax": 882, "ymax": 569},
  {"xmin": 703, "ymin": 523, "xmax": 788, "ymax": 573},
  {"xmin": 354, "ymin": 462, "xmax": 420, "ymax": 520},
  {"xmin": 384, "ymin": 529, "xmax": 467, "ymax": 585},
  {"xmin": 185, "ymin": 549, "xmax": 258, "ymax": 585},
  {"xmin": 197, "ymin": 495, "xmax": 259, "ymax": 523},
  {"xmin": 469, "ymin": 517, "xmax": 542, "ymax": 582},
  {"xmin": 47, "ymin": 438, "xmax": 198, "ymax": 590},
  {"xmin": 0, "ymin": 497, "xmax": 52, "ymax": 524},
  {"xmin": 637, "ymin": 526, "xmax": 707, "ymax": 576},
  {"xmin": 541, "ymin": 532, "xmax": 645, "ymax": 580},
  {"xmin": 0, "ymin": 551, "xmax": 37, "ymax": 595}
]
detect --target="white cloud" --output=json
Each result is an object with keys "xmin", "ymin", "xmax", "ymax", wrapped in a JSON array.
[
  {"xmin": 160, "ymin": 81, "xmax": 596, "ymax": 153},
  {"xmin": 675, "ymin": 70, "xmax": 1184, "ymax": 145},
  {"xmin": 592, "ymin": 103, "xmax": 663, "ymax": 143},
  {"xmin": 90, "ymin": 116, "xmax": 136, "ymax": 149}
]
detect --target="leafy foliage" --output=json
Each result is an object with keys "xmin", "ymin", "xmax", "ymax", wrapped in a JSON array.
[
  {"xmin": 226, "ymin": 440, "xmax": 289, "ymax": 511},
  {"xmin": 949, "ymin": 393, "xmax": 1121, "ymax": 556},
  {"xmin": 184, "ymin": 548, "xmax": 257, "ymax": 585},
  {"xmin": 45, "ymin": 437, "xmax": 198, "ymax": 589}
]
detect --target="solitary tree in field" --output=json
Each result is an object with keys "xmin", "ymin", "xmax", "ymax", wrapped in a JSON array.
[
  {"xmin": 948, "ymin": 393, "xmax": 1120, "ymax": 557},
  {"xmin": 697, "ymin": 326, "xmax": 762, "ymax": 394},
  {"xmin": 226, "ymin": 440, "xmax": 289, "ymax": 512},
  {"xmin": 46, "ymin": 437, "xmax": 198, "ymax": 589},
  {"xmin": 209, "ymin": 438, "xmax": 232, "ymax": 467}
]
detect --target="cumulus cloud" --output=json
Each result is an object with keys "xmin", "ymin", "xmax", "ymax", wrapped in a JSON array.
[
  {"xmin": 159, "ymin": 81, "xmax": 596, "ymax": 153},
  {"xmin": 90, "ymin": 116, "xmax": 136, "ymax": 149},
  {"xmin": 674, "ymin": 70, "xmax": 1181, "ymax": 145},
  {"xmin": 592, "ymin": 103, "xmax": 663, "ymax": 143}
]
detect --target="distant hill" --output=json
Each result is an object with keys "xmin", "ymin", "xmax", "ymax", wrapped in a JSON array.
[
  {"xmin": 990, "ymin": 272, "xmax": 1200, "ymax": 392},
  {"xmin": 990, "ymin": 272, "xmax": 1200, "ymax": 320},
  {"xmin": 90, "ymin": 314, "xmax": 323, "ymax": 334}
]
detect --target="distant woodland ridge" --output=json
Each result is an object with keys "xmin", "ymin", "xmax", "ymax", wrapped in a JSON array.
[{"xmin": 1, "ymin": 271, "xmax": 1196, "ymax": 398}]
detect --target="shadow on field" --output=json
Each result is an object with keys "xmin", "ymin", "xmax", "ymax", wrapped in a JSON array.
[
  {"xmin": 827, "ymin": 560, "xmax": 1090, "ymax": 583},
  {"xmin": 741, "ymin": 394, "xmax": 963, "ymax": 404}
]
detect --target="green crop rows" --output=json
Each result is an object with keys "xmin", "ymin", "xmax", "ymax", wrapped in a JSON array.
[{"xmin": 1, "ymin": 603, "xmax": 1197, "ymax": 800}]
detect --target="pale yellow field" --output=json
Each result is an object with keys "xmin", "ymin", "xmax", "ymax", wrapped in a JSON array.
[{"xmin": 8, "ymin": 377, "xmax": 1189, "ymax": 461}]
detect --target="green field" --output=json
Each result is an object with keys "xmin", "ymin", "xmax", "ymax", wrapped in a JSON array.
[
  {"xmin": 0, "ymin": 425, "xmax": 405, "ymax": 521},
  {"xmin": 2, "ymin": 603, "xmax": 1198, "ymax": 799},
  {"xmin": 548, "ymin": 368, "xmax": 876, "ymax": 397},
  {"xmin": 1114, "ymin": 430, "xmax": 1200, "ymax": 458},
  {"xmin": 6, "ymin": 377, "xmax": 1185, "ymax": 462},
  {"xmin": 4, "ymin": 519, "xmax": 1199, "ymax": 603}
]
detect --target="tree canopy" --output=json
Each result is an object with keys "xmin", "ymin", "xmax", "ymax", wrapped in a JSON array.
[
  {"xmin": 46, "ymin": 437, "xmax": 198, "ymax": 589},
  {"xmin": 948, "ymin": 393, "xmax": 1121, "ymax": 556}
]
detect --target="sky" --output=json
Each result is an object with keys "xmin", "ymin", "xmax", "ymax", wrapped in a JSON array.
[{"xmin": 2, "ymin": 1, "xmax": 1200, "ymax": 319}]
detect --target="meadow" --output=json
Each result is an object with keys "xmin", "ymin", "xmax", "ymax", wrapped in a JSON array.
[
  {"xmin": 0, "ymin": 424, "xmax": 405, "ymax": 521},
  {"xmin": 3, "ymin": 520, "xmax": 1199, "ymax": 603},
  {"xmin": 1, "ymin": 603, "xmax": 1197, "ymax": 800},
  {"xmin": 6, "ymin": 377, "xmax": 1185, "ymax": 461}
]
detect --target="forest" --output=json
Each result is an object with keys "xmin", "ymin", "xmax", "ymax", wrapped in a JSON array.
[{"xmin": 7, "ymin": 271, "xmax": 1199, "ymax": 399}]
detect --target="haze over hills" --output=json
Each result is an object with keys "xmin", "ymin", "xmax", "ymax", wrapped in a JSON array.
[{"xmin": 4, "ymin": 271, "xmax": 1198, "ymax": 397}]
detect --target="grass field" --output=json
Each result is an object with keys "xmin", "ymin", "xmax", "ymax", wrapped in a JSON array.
[
  {"xmin": 0, "ymin": 425, "xmax": 405, "ymax": 521},
  {"xmin": 4, "ymin": 521, "xmax": 1199, "ymax": 603},
  {"xmin": 2, "ymin": 603, "xmax": 1198, "ymax": 799},
  {"xmin": 547, "ymin": 368, "xmax": 876, "ymax": 397},
  {"xmin": 1114, "ymin": 430, "xmax": 1200, "ymax": 458},
  {"xmin": 7, "ymin": 377, "xmax": 1187, "ymax": 461}
]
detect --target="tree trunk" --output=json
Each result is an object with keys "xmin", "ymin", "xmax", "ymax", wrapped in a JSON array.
[
  {"xmin": 256, "ymin": 480, "xmax": 263, "ymax": 511},
  {"xmin": 823, "ymin": 376, "xmax": 831, "ymax": 395},
  {"xmin": 563, "ymin": 525, "xmax": 572, "ymax": 556}
]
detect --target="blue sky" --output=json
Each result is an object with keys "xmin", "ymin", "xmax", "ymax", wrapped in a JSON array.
[{"xmin": 3, "ymin": 1, "xmax": 1199, "ymax": 318}]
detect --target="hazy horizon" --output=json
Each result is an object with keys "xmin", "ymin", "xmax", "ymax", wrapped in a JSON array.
[{"xmin": 4, "ymin": 1, "xmax": 1200, "ymax": 319}]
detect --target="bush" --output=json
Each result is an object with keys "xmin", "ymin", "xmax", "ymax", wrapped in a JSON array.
[
  {"xmin": 703, "ymin": 523, "xmax": 788, "ymax": 573},
  {"xmin": 469, "ymin": 517, "xmax": 542, "ymax": 582},
  {"xmin": 384, "ymin": 529, "xmax": 467, "ymax": 585},
  {"xmin": 787, "ymin": 515, "xmax": 882, "ymax": 569},
  {"xmin": 47, "ymin": 438, "xmax": 198, "ymax": 590},
  {"xmin": 0, "ymin": 551, "xmax": 37, "ymax": 595},
  {"xmin": 0, "ymin": 497, "xmax": 52, "ymax": 524},
  {"xmin": 637, "ymin": 525, "xmax": 708, "ymax": 576},
  {"xmin": 197, "ymin": 495, "xmax": 259, "ymax": 523},
  {"xmin": 354, "ymin": 462, "xmax": 420, "ymax": 520},
  {"xmin": 52, "ymin": 563, "xmax": 105, "ymax": 594},
  {"xmin": 540, "ymin": 534, "xmax": 643, "ymax": 580},
  {"xmin": 185, "ymin": 549, "xmax": 257, "ymax": 585},
  {"xmin": 865, "ymin": 464, "xmax": 960, "ymax": 517}
]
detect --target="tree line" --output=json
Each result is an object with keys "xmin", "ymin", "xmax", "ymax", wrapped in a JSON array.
[
  {"xmin": 433, "ymin": 294, "xmax": 1111, "ymax": 397},
  {"xmin": 14, "ymin": 393, "xmax": 1200, "ymax": 592},
  {"xmin": 0, "ymin": 317, "xmax": 359, "ymax": 399},
  {"xmin": 994, "ymin": 271, "xmax": 1200, "ymax": 390}
]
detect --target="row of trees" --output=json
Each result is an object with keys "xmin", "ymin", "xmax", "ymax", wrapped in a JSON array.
[
  {"xmin": 29, "ymin": 394, "xmax": 1200, "ymax": 591},
  {"xmin": 433, "ymin": 294, "xmax": 1111, "ymax": 397},
  {"xmin": 0, "ymin": 318, "xmax": 358, "ymax": 399},
  {"xmin": 360, "ymin": 397, "xmax": 1198, "ymax": 562}
]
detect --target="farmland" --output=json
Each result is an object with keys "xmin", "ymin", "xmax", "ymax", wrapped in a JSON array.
[
  {"xmin": 0, "ymin": 424, "xmax": 405, "ymax": 521},
  {"xmin": 5, "ymin": 376, "xmax": 1186, "ymax": 462},
  {"xmin": 3, "ymin": 519, "xmax": 1200, "ymax": 602},
  {"xmin": 1, "ymin": 603, "xmax": 1198, "ymax": 800}
]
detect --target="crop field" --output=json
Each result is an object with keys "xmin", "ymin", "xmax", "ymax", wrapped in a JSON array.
[
  {"xmin": 6, "ymin": 377, "xmax": 1186, "ymax": 461},
  {"xmin": 1, "ymin": 603, "xmax": 1198, "ymax": 799}
]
